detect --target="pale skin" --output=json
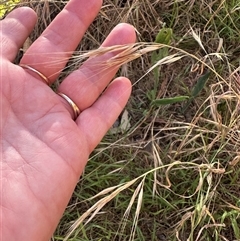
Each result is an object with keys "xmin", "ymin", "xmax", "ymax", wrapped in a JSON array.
[{"xmin": 0, "ymin": 0, "xmax": 136, "ymax": 240}]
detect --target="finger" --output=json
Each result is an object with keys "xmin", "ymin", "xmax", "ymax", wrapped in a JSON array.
[
  {"xmin": 57, "ymin": 23, "xmax": 136, "ymax": 117},
  {"xmin": 76, "ymin": 77, "xmax": 132, "ymax": 151},
  {"xmin": 0, "ymin": 7, "xmax": 37, "ymax": 61},
  {"xmin": 20, "ymin": 0, "xmax": 102, "ymax": 82}
]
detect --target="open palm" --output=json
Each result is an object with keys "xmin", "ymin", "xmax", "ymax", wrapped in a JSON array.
[{"xmin": 0, "ymin": 0, "xmax": 136, "ymax": 240}]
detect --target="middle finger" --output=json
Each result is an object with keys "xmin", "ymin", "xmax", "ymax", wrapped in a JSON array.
[
  {"xmin": 57, "ymin": 23, "xmax": 136, "ymax": 115},
  {"xmin": 20, "ymin": 0, "xmax": 102, "ymax": 83}
]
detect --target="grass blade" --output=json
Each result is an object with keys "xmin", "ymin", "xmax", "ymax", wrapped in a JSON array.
[{"xmin": 151, "ymin": 96, "xmax": 189, "ymax": 106}]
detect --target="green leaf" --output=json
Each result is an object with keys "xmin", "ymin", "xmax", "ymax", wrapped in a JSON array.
[
  {"xmin": 151, "ymin": 28, "xmax": 173, "ymax": 63},
  {"xmin": 191, "ymin": 72, "xmax": 210, "ymax": 98},
  {"xmin": 155, "ymin": 28, "xmax": 173, "ymax": 45},
  {"xmin": 182, "ymin": 71, "xmax": 211, "ymax": 113},
  {"xmin": 151, "ymin": 96, "xmax": 189, "ymax": 106}
]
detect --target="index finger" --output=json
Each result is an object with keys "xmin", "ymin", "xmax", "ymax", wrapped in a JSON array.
[
  {"xmin": 0, "ymin": 7, "xmax": 37, "ymax": 61},
  {"xmin": 20, "ymin": 0, "xmax": 102, "ymax": 82}
]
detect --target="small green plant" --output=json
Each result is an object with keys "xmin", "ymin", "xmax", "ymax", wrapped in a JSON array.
[
  {"xmin": 148, "ymin": 27, "xmax": 191, "ymax": 107},
  {"xmin": 147, "ymin": 26, "xmax": 173, "ymax": 101}
]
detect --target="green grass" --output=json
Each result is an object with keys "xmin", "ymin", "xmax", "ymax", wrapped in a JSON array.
[{"xmin": 3, "ymin": 0, "xmax": 240, "ymax": 240}]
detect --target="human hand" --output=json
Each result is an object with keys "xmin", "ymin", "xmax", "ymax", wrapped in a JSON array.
[{"xmin": 0, "ymin": 0, "xmax": 136, "ymax": 240}]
